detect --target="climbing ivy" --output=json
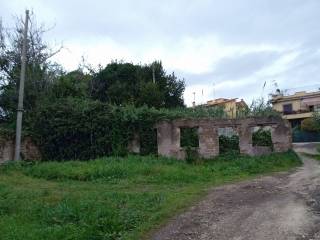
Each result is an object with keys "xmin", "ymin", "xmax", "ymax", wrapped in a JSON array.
[
  {"xmin": 14, "ymin": 97, "xmax": 280, "ymax": 161},
  {"xmin": 25, "ymin": 98, "xmax": 226, "ymax": 161}
]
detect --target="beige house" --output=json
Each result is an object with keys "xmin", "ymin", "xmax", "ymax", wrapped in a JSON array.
[
  {"xmin": 204, "ymin": 98, "xmax": 248, "ymax": 118},
  {"xmin": 270, "ymin": 90, "xmax": 320, "ymax": 127}
]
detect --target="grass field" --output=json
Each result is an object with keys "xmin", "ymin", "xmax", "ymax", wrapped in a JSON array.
[{"xmin": 0, "ymin": 151, "xmax": 301, "ymax": 240}]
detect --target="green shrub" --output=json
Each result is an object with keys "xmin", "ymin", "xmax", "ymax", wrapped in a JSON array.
[
  {"xmin": 184, "ymin": 146, "xmax": 199, "ymax": 164},
  {"xmin": 252, "ymin": 129, "xmax": 272, "ymax": 147},
  {"xmin": 26, "ymin": 99, "xmax": 226, "ymax": 161},
  {"xmin": 180, "ymin": 127, "xmax": 199, "ymax": 148},
  {"xmin": 20, "ymin": 96, "xmax": 283, "ymax": 161},
  {"xmin": 301, "ymin": 117, "xmax": 320, "ymax": 132},
  {"xmin": 219, "ymin": 135, "xmax": 240, "ymax": 154}
]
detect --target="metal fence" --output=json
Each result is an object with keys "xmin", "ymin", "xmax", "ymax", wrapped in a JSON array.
[{"xmin": 292, "ymin": 130, "xmax": 320, "ymax": 143}]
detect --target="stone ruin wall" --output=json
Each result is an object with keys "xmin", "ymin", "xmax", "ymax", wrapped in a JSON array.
[
  {"xmin": 1, "ymin": 117, "xmax": 291, "ymax": 163},
  {"xmin": 0, "ymin": 137, "xmax": 41, "ymax": 164},
  {"xmin": 129, "ymin": 116, "xmax": 292, "ymax": 160}
]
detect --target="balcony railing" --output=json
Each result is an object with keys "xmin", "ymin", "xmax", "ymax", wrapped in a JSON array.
[{"xmin": 281, "ymin": 109, "xmax": 313, "ymax": 115}]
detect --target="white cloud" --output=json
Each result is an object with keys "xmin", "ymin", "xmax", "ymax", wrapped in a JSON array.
[
  {"xmin": 52, "ymin": 37, "xmax": 137, "ymax": 70},
  {"xmin": 256, "ymin": 50, "xmax": 300, "ymax": 77},
  {"xmin": 2, "ymin": 0, "xmax": 320, "ymax": 107}
]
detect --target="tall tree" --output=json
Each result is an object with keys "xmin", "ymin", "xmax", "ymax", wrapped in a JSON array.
[
  {"xmin": 91, "ymin": 61, "xmax": 185, "ymax": 108},
  {"xmin": 0, "ymin": 12, "xmax": 62, "ymax": 121}
]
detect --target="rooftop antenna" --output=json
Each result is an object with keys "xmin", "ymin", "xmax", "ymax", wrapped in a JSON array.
[
  {"xmin": 201, "ymin": 89, "xmax": 204, "ymax": 104},
  {"xmin": 261, "ymin": 81, "xmax": 266, "ymax": 98}
]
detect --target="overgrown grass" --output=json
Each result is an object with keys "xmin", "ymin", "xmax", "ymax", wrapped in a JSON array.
[{"xmin": 0, "ymin": 151, "xmax": 301, "ymax": 240}]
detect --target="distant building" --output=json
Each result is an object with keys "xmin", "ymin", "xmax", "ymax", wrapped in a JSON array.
[
  {"xmin": 270, "ymin": 90, "xmax": 320, "ymax": 127},
  {"xmin": 203, "ymin": 98, "xmax": 248, "ymax": 118}
]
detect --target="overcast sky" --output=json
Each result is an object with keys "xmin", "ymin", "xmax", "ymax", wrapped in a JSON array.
[{"xmin": 1, "ymin": 0, "xmax": 320, "ymax": 106}]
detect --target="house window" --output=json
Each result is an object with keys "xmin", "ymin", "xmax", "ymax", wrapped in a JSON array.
[
  {"xmin": 283, "ymin": 104, "xmax": 293, "ymax": 114},
  {"xmin": 315, "ymin": 105, "xmax": 320, "ymax": 112}
]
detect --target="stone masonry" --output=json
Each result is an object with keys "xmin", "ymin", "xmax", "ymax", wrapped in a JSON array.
[
  {"xmin": 0, "ymin": 137, "xmax": 41, "ymax": 163},
  {"xmin": 155, "ymin": 117, "xmax": 292, "ymax": 160}
]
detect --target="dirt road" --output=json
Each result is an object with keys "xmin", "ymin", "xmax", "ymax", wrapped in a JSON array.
[{"xmin": 152, "ymin": 144, "xmax": 320, "ymax": 240}]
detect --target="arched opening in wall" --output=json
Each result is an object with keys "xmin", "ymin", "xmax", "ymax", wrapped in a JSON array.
[
  {"xmin": 180, "ymin": 127, "xmax": 199, "ymax": 162},
  {"xmin": 252, "ymin": 126, "xmax": 273, "ymax": 153},
  {"xmin": 218, "ymin": 127, "xmax": 239, "ymax": 154},
  {"xmin": 140, "ymin": 128, "xmax": 158, "ymax": 155}
]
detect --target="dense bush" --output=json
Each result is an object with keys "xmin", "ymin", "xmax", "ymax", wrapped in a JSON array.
[
  {"xmin": 91, "ymin": 61, "xmax": 185, "ymax": 109},
  {"xmin": 25, "ymin": 99, "xmax": 225, "ymax": 161},
  {"xmin": 301, "ymin": 117, "xmax": 320, "ymax": 132},
  {"xmin": 20, "ymin": 99, "xmax": 282, "ymax": 161},
  {"xmin": 180, "ymin": 127, "xmax": 199, "ymax": 148},
  {"xmin": 219, "ymin": 135, "xmax": 240, "ymax": 154},
  {"xmin": 252, "ymin": 129, "xmax": 273, "ymax": 147}
]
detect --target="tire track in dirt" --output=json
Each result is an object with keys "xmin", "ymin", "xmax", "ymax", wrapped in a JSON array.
[{"xmin": 152, "ymin": 145, "xmax": 320, "ymax": 240}]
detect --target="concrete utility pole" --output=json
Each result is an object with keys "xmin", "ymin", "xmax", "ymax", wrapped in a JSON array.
[
  {"xmin": 14, "ymin": 10, "xmax": 29, "ymax": 161},
  {"xmin": 152, "ymin": 62, "xmax": 156, "ymax": 83}
]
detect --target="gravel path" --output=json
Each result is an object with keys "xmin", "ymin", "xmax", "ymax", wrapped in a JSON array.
[{"xmin": 152, "ymin": 144, "xmax": 320, "ymax": 240}]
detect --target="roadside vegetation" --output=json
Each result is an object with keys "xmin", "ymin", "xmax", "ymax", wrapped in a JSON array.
[{"xmin": 0, "ymin": 151, "xmax": 301, "ymax": 240}]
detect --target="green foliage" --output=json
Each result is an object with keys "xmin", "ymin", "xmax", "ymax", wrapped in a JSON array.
[
  {"xmin": 140, "ymin": 129, "xmax": 157, "ymax": 155},
  {"xmin": 180, "ymin": 127, "xmax": 200, "ymax": 164},
  {"xmin": 180, "ymin": 127, "xmax": 199, "ymax": 148},
  {"xmin": 91, "ymin": 61, "xmax": 185, "ymax": 109},
  {"xmin": 25, "ymin": 98, "xmax": 227, "ymax": 161},
  {"xmin": 184, "ymin": 146, "xmax": 199, "ymax": 164},
  {"xmin": 0, "ymin": 14, "xmax": 63, "ymax": 121},
  {"xmin": 26, "ymin": 98, "xmax": 120, "ymax": 160},
  {"xmin": 48, "ymin": 70, "xmax": 91, "ymax": 99},
  {"xmin": 3, "ymin": 95, "xmax": 283, "ymax": 161},
  {"xmin": 252, "ymin": 129, "xmax": 273, "ymax": 147},
  {"xmin": 0, "ymin": 152, "xmax": 301, "ymax": 240},
  {"xmin": 248, "ymin": 98, "xmax": 279, "ymax": 118},
  {"xmin": 301, "ymin": 115, "xmax": 320, "ymax": 132},
  {"xmin": 219, "ymin": 135, "xmax": 240, "ymax": 154}
]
